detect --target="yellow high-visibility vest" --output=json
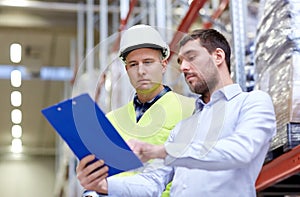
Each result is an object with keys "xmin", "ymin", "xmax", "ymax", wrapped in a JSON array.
[
  {"xmin": 107, "ymin": 91, "xmax": 195, "ymax": 144},
  {"xmin": 106, "ymin": 91, "xmax": 195, "ymax": 196}
]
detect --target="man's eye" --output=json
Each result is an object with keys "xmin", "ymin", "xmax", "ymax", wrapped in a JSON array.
[
  {"xmin": 188, "ymin": 56, "xmax": 196, "ymax": 61},
  {"xmin": 143, "ymin": 60, "xmax": 154, "ymax": 65},
  {"xmin": 128, "ymin": 63, "xmax": 138, "ymax": 67},
  {"xmin": 177, "ymin": 58, "xmax": 182, "ymax": 65}
]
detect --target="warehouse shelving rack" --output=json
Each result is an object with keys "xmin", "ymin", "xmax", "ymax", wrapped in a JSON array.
[{"xmin": 256, "ymin": 145, "xmax": 300, "ymax": 195}]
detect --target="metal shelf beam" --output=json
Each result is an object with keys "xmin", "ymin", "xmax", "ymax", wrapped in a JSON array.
[
  {"xmin": 168, "ymin": 0, "xmax": 208, "ymax": 61},
  {"xmin": 256, "ymin": 145, "xmax": 300, "ymax": 192}
]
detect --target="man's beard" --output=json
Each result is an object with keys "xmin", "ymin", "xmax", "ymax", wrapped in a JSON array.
[
  {"xmin": 191, "ymin": 77, "xmax": 218, "ymax": 95},
  {"xmin": 192, "ymin": 81, "xmax": 209, "ymax": 95}
]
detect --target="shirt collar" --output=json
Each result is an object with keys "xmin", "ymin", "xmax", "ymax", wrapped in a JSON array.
[
  {"xmin": 133, "ymin": 85, "xmax": 171, "ymax": 122},
  {"xmin": 195, "ymin": 84, "xmax": 242, "ymax": 112},
  {"xmin": 213, "ymin": 84, "xmax": 242, "ymax": 101},
  {"xmin": 133, "ymin": 85, "xmax": 171, "ymax": 107}
]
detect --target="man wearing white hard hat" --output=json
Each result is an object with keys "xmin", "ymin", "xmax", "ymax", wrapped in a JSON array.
[
  {"xmin": 78, "ymin": 24, "xmax": 195, "ymax": 197},
  {"xmin": 77, "ymin": 27, "xmax": 276, "ymax": 197}
]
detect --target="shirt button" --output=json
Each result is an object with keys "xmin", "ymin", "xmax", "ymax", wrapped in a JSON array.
[{"xmin": 182, "ymin": 184, "xmax": 187, "ymax": 189}]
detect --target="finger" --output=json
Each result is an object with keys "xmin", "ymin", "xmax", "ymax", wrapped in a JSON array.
[
  {"xmin": 82, "ymin": 165, "xmax": 109, "ymax": 188},
  {"xmin": 127, "ymin": 139, "xmax": 137, "ymax": 150},
  {"xmin": 77, "ymin": 158, "xmax": 105, "ymax": 184},
  {"xmin": 140, "ymin": 156, "xmax": 148, "ymax": 163},
  {"xmin": 76, "ymin": 155, "xmax": 95, "ymax": 172},
  {"xmin": 83, "ymin": 159, "xmax": 105, "ymax": 177},
  {"xmin": 87, "ymin": 165, "xmax": 109, "ymax": 183},
  {"xmin": 85, "ymin": 172, "xmax": 109, "ymax": 192},
  {"xmin": 78, "ymin": 162, "xmax": 107, "ymax": 187}
]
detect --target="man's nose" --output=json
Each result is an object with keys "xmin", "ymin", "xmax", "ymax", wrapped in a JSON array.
[
  {"xmin": 179, "ymin": 60, "xmax": 190, "ymax": 72},
  {"xmin": 137, "ymin": 63, "xmax": 146, "ymax": 74}
]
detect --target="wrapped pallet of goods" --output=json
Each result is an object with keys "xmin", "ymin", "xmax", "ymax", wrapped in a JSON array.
[{"xmin": 254, "ymin": 0, "xmax": 300, "ymax": 160}]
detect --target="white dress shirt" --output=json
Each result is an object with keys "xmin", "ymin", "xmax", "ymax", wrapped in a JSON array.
[{"xmin": 108, "ymin": 84, "xmax": 277, "ymax": 197}]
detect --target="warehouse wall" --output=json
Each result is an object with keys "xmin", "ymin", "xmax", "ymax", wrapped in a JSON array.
[{"xmin": 0, "ymin": 155, "xmax": 55, "ymax": 196}]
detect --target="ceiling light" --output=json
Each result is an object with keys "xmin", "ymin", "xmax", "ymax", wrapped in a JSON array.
[
  {"xmin": 120, "ymin": 0, "xmax": 129, "ymax": 19},
  {"xmin": 1, "ymin": 0, "xmax": 30, "ymax": 7},
  {"xmin": 10, "ymin": 43, "xmax": 22, "ymax": 63},
  {"xmin": 12, "ymin": 125, "xmax": 22, "ymax": 138},
  {"xmin": 11, "ymin": 138, "xmax": 23, "ymax": 153},
  {"xmin": 10, "ymin": 69, "xmax": 22, "ymax": 87},
  {"xmin": 11, "ymin": 91, "xmax": 22, "ymax": 107},
  {"xmin": 11, "ymin": 109, "xmax": 22, "ymax": 124}
]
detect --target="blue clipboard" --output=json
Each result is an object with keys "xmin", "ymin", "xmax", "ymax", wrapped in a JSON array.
[{"xmin": 41, "ymin": 93, "xmax": 143, "ymax": 176}]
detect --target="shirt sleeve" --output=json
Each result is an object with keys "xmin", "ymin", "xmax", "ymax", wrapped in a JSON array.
[
  {"xmin": 107, "ymin": 160, "xmax": 174, "ymax": 197},
  {"xmin": 164, "ymin": 91, "xmax": 277, "ymax": 170}
]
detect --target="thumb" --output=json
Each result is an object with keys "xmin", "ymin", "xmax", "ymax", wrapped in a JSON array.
[{"xmin": 127, "ymin": 139, "xmax": 139, "ymax": 151}]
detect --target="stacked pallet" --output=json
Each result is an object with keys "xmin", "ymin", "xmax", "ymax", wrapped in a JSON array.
[{"xmin": 254, "ymin": 0, "xmax": 300, "ymax": 159}]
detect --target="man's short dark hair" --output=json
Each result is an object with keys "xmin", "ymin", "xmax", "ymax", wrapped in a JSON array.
[{"xmin": 179, "ymin": 29, "xmax": 231, "ymax": 73}]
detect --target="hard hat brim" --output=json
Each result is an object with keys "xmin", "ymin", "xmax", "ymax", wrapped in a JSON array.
[{"xmin": 119, "ymin": 43, "xmax": 164, "ymax": 59}]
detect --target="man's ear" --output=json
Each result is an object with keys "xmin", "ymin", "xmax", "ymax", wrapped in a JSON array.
[
  {"xmin": 213, "ymin": 48, "xmax": 225, "ymax": 66},
  {"xmin": 161, "ymin": 59, "xmax": 168, "ymax": 73},
  {"xmin": 125, "ymin": 65, "xmax": 129, "ymax": 71}
]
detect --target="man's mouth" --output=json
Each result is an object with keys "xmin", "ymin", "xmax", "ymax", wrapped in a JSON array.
[
  {"xmin": 138, "ymin": 79, "xmax": 150, "ymax": 83},
  {"xmin": 185, "ymin": 73, "xmax": 195, "ymax": 82}
]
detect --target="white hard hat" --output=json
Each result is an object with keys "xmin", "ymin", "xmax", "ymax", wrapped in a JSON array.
[{"xmin": 118, "ymin": 24, "xmax": 170, "ymax": 64}]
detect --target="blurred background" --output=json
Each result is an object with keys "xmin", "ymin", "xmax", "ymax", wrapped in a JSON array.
[{"xmin": 0, "ymin": 0, "xmax": 299, "ymax": 196}]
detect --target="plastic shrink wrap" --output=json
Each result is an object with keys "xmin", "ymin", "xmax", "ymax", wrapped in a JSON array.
[{"xmin": 254, "ymin": 0, "xmax": 300, "ymax": 154}]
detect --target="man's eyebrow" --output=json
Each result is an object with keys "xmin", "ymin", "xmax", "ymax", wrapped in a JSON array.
[
  {"xmin": 127, "ymin": 57, "xmax": 156, "ymax": 63},
  {"xmin": 126, "ymin": 60, "xmax": 137, "ymax": 64},
  {"xmin": 184, "ymin": 49, "xmax": 196, "ymax": 55},
  {"xmin": 177, "ymin": 50, "xmax": 195, "ymax": 64}
]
